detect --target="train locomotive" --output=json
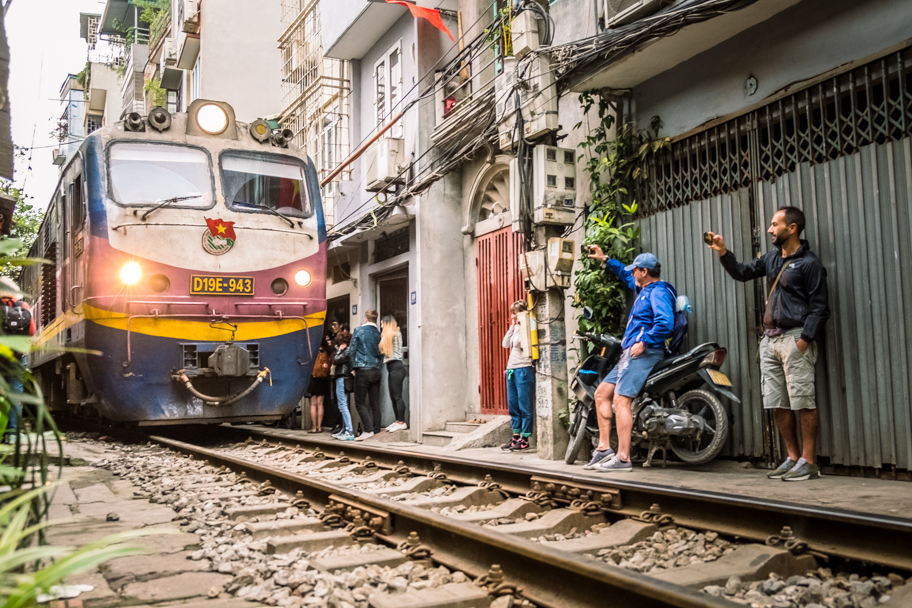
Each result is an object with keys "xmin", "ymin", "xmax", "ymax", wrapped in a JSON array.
[{"xmin": 20, "ymin": 100, "xmax": 327, "ymax": 424}]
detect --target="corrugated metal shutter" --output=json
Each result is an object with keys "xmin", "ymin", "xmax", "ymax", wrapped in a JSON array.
[
  {"xmin": 756, "ymin": 138, "xmax": 912, "ymax": 470},
  {"xmin": 637, "ymin": 47, "xmax": 912, "ymax": 470},
  {"xmin": 640, "ymin": 189, "xmax": 770, "ymax": 458}
]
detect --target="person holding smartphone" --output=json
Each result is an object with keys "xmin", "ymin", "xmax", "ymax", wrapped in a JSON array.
[
  {"xmin": 707, "ymin": 206, "xmax": 829, "ymax": 482},
  {"xmin": 583, "ymin": 247, "xmax": 677, "ymax": 472}
]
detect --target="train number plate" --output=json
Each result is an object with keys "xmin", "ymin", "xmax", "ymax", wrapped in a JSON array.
[
  {"xmin": 191, "ymin": 275, "xmax": 254, "ymax": 296},
  {"xmin": 707, "ymin": 369, "xmax": 732, "ymax": 387}
]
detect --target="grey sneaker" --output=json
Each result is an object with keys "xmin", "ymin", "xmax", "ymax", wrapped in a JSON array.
[
  {"xmin": 594, "ymin": 455, "xmax": 633, "ymax": 473},
  {"xmin": 767, "ymin": 458, "xmax": 796, "ymax": 479},
  {"xmin": 583, "ymin": 448, "xmax": 615, "ymax": 470},
  {"xmin": 781, "ymin": 461, "xmax": 821, "ymax": 482}
]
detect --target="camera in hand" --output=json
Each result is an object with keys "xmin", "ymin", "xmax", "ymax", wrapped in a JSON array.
[
  {"xmin": 703, "ymin": 232, "xmax": 713, "ymax": 246},
  {"xmin": 581, "ymin": 244, "xmax": 589, "ymax": 255}
]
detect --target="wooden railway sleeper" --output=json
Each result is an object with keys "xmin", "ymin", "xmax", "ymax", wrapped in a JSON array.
[{"xmin": 766, "ymin": 526, "xmax": 830, "ymax": 562}]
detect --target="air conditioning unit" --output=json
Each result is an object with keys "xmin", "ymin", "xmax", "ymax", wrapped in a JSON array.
[
  {"xmin": 163, "ymin": 38, "xmax": 178, "ymax": 66},
  {"xmin": 603, "ymin": 0, "xmax": 672, "ymax": 29},
  {"xmin": 532, "ymin": 145, "xmax": 577, "ymax": 225},
  {"xmin": 181, "ymin": 0, "xmax": 200, "ymax": 33},
  {"xmin": 511, "ymin": 10, "xmax": 539, "ymax": 60},
  {"xmin": 365, "ymin": 137, "xmax": 406, "ymax": 192}
]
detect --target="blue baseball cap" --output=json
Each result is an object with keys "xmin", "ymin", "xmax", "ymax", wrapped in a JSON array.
[{"xmin": 625, "ymin": 252, "xmax": 659, "ymax": 271}]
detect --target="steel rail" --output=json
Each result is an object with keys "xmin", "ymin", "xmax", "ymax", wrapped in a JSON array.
[
  {"xmin": 237, "ymin": 427, "xmax": 912, "ymax": 572},
  {"xmin": 147, "ymin": 434, "xmax": 725, "ymax": 608}
]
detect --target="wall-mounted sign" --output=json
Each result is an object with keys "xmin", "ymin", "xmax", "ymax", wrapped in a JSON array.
[
  {"xmin": 352, "ymin": 304, "xmax": 358, "ymax": 316},
  {"xmin": 410, "ymin": 291, "xmax": 416, "ymax": 305}
]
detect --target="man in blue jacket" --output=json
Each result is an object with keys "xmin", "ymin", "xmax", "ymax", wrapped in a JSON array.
[
  {"xmin": 584, "ymin": 248, "xmax": 676, "ymax": 472},
  {"xmin": 348, "ymin": 309, "xmax": 383, "ymax": 440}
]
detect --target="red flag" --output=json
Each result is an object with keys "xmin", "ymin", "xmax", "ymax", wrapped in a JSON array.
[
  {"xmin": 385, "ymin": 0, "xmax": 455, "ymax": 41},
  {"xmin": 205, "ymin": 217, "xmax": 237, "ymax": 241}
]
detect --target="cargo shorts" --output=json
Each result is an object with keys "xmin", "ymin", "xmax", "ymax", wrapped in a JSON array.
[{"xmin": 759, "ymin": 327, "xmax": 818, "ymax": 410}]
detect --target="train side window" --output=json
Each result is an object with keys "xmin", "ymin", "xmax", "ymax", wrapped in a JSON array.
[
  {"xmin": 72, "ymin": 175, "xmax": 84, "ymax": 230},
  {"xmin": 41, "ymin": 243, "xmax": 57, "ymax": 326}
]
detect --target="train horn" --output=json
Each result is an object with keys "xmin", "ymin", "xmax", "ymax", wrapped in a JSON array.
[
  {"xmin": 148, "ymin": 107, "xmax": 172, "ymax": 132},
  {"xmin": 270, "ymin": 128, "xmax": 294, "ymax": 148},
  {"xmin": 124, "ymin": 112, "xmax": 146, "ymax": 132}
]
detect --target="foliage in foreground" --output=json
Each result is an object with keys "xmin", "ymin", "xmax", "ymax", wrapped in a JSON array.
[{"xmin": 573, "ymin": 91, "xmax": 671, "ymax": 339}]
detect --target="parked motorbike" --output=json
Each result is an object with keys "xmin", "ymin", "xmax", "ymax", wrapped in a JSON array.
[{"xmin": 565, "ymin": 331, "xmax": 739, "ymax": 467}]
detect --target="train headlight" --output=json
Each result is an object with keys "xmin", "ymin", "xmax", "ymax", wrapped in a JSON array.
[
  {"xmin": 196, "ymin": 104, "xmax": 228, "ymax": 135},
  {"xmin": 294, "ymin": 270, "xmax": 312, "ymax": 287},
  {"xmin": 120, "ymin": 262, "xmax": 143, "ymax": 286}
]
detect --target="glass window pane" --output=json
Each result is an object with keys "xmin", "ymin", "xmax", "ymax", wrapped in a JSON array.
[
  {"xmin": 221, "ymin": 152, "xmax": 312, "ymax": 217},
  {"xmin": 109, "ymin": 143, "xmax": 212, "ymax": 206}
]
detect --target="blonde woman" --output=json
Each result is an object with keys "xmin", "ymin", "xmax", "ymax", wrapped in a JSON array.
[
  {"xmin": 379, "ymin": 315, "xmax": 408, "ymax": 431},
  {"xmin": 502, "ymin": 300, "xmax": 534, "ymax": 451}
]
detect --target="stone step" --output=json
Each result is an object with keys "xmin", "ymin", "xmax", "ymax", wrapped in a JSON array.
[
  {"xmin": 548, "ymin": 520, "xmax": 656, "ymax": 554},
  {"xmin": 266, "ymin": 529, "xmax": 355, "ymax": 554},
  {"xmin": 444, "ymin": 421, "xmax": 482, "ymax": 434},
  {"xmin": 368, "ymin": 582, "xmax": 492, "ymax": 608},
  {"xmin": 420, "ymin": 431, "xmax": 462, "ymax": 448},
  {"xmin": 651, "ymin": 544, "xmax": 818, "ymax": 588},
  {"xmin": 450, "ymin": 498, "xmax": 546, "ymax": 523},
  {"xmin": 401, "ymin": 486, "xmax": 504, "ymax": 509},
  {"xmin": 245, "ymin": 517, "xmax": 327, "ymax": 540},
  {"xmin": 487, "ymin": 509, "xmax": 606, "ymax": 539},
  {"xmin": 311, "ymin": 547, "xmax": 408, "ymax": 573}
]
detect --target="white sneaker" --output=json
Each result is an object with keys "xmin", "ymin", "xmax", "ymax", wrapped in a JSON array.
[
  {"xmin": 386, "ymin": 422, "xmax": 407, "ymax": 432},
  {"xmin": 355, "ymin": 432, "xmax": 375, "ymax": 441},
  {"xmin": 383, "ymin": 423, "xmax": 397, "ymax": 432}
]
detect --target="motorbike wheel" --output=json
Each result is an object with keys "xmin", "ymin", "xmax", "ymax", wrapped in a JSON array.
[
  {"xmin": 564, "ymin": 408, "xmax": 591, "ymax": 465},
  {"xmin": 668, "ymin": 388, "xmax": 729, "ymax": 465}
]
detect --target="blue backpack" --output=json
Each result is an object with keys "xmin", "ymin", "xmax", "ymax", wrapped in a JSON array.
[{"xmin": 664, "ymin": 295, "xmax": 691, "ymax": 357}]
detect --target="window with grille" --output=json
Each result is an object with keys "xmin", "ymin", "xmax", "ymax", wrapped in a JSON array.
[
  {"xmin": 638, "ymin": 49, "xmax": 912, "ymax": 217},
  {"xmin": 374, "ymin": 42, "xmax": 403, "ymax": 137},
  {"xmin": 86, "ymin": 114, "xmax": 103, "ymax": 134}
]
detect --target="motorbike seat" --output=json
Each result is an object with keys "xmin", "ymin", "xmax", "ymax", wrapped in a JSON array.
[{"xmin": 651, "ymin": 352, "xmax": 688, "ymax": 373}]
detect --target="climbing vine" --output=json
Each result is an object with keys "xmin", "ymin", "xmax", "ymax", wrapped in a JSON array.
[
  {"xmin": 573, "ymin": 91, "xmax": 671, "ymax": 338},
  {"xmin": 144, "ymin": 77, "xmax": 167, "ymax": 108}
]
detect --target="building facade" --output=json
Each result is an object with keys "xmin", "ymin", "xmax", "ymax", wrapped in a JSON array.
[{"xmin": 314, "ymin": 0, "xmax": 912, "ymax": 474}]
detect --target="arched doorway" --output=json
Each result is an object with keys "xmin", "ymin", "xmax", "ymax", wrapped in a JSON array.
[{"xmin": 467, "ymin": 161, "xmax": 524, "ymax": 416}]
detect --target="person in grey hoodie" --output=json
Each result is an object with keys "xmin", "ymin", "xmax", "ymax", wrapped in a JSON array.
[{"xmin": 501, "ymin": 300, "xmax": 534, "ymax": 451}]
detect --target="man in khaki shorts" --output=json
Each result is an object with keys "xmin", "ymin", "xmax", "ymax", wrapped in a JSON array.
[{"xmin": 706, "ymin": 206, "xmax": 830, "ymax": 481}]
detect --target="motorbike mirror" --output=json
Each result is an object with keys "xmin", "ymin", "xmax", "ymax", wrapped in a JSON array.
[{"xmin": 582, "ymin": 306, "xmax": 594, "ymax": 320}]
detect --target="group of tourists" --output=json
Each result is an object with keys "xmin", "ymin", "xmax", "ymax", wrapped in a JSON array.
[
  {"xmin": 306, "ymin": 309, "xmax": 408, "ymax": 441},
  {"xmin": 500, "ymin": 206, "xmax": 830, "ymax": 482}
]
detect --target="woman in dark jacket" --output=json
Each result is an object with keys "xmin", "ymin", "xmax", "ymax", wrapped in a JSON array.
[{"xmin": 330, "ymin": 330, "xmax": 355, "ymax": 440}]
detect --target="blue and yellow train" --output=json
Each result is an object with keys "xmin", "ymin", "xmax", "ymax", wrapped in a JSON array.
[{"xmin": 21, "ymin": 100, "xmax": 326, "ymax": 424}]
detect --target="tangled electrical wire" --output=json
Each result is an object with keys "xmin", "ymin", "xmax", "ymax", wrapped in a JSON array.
[{"xmin": 544, "ymin": 0, "xmax": 763, "ymax": 90}]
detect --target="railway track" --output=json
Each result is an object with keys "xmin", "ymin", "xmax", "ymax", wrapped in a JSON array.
[{"xmin": 91, "ymin": 426, "xmax": 912, "ymax": 608}]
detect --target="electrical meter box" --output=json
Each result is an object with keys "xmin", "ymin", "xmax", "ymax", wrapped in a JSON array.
[
  {"xmin": 519, "ymin": 247, "xmax": 573, "ymax": 291},
  {"xmin": 548, "ymin": 238, "xmax": 576, "ymax": 274},
  {"xmin": 532, "ymin": 145, "xmax": 577, "ymax": 225},
  {"xmin": 511, "ymin": 10, "xmax": 540, "ymax": 59}
]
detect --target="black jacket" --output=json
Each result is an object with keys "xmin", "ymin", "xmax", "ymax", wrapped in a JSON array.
[
  {"xmin": 332, "ymin": 347, "xmax": 354, "ymax": 383},
  {"xmin": 720, "ymin": 240, "xmax": 830, "ymax": 343}
]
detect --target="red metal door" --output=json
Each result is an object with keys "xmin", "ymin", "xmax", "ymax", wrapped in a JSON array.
[{"xmin": 476, "ymin": 227, "xmax": 525, "ymax": 415}]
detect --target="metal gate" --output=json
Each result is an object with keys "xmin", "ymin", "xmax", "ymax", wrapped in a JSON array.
[
  {"xmin": 476, "ymin": 227, "xmax": 525, "ymax": 415},
  {"xmin": 638, "ymin": 47, "xmax": 912, "ymax": 472}
]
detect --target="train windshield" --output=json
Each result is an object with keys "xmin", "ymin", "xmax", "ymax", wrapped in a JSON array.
[
  {"xmin": 109, "ymin": 143, "xmax": 213, "ymax": 207},
  {"xmin": 221, "ymin": 152, "xmax": 312, "ymax": 217}
]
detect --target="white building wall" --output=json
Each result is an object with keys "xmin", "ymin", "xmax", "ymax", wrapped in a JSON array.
[{"xmin": 199, "ymin": 0, "xmax": 282, "ymax": 121}]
